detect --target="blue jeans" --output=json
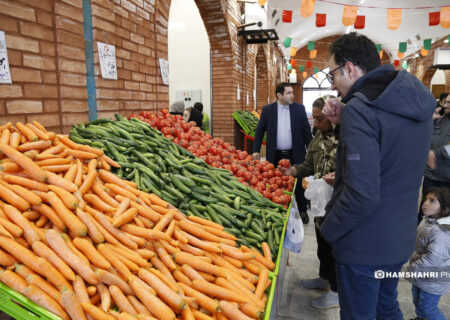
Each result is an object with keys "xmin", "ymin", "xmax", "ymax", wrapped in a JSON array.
[
  {"xmin": 411, "ymin": 285, "xmax": 446, "ymax": 320},
  {"xmin": 335, "ymin": 260, "xmax": 406, "ymax": 320}
]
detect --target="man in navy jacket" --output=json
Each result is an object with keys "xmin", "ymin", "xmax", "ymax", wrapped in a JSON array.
[
  {"xmin": 252, "ymin": 82, "xmax": 312, "ymax": 222},
  {"xmin": 321, "ymin": 32, "xmax": 435, "ymax": 320}
]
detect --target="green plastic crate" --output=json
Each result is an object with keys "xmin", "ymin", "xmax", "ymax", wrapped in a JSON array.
[
  {"xmin": 0, "ymin": 282, "xmax": 62, "ymax": 320},
  {"xmin": 270, "ymin": 178, "xmax": 297, "ymax": 276},
  {"xmin": 263, "ymin": 274, "xmax": 277, "ymax": 320}
]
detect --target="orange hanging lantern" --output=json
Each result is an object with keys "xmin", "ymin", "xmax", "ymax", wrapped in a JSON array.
[
  {"xmin": 290, "ymin": 47, "xmax": 297, "ymax": 57},
  {"xmin": 310, "ymin": 49, "xmax": 317, "ymax": 59},
  {"xmin": 257, "ymin": 0, "xmax": 267, "ymax": 6},
  {"xmin": 303, "ymin": 71, "xmax": 307, "ymax": 78},
  {"xmin": 300, "ymin": 0, "xmax": 316, "ymax": 18},
  {"xmin": 314, "ymin": 73, "xmax": 319, "ymax": 79},
  {"xmin": 420, "ymin": 46, "xmax": 429, "ymax": 56},
  {"xmin": 397, "ymin": 50, "xmax": 404, "ymax": 59},
  {"xmin": 379, "ymin": 50, "xmax": 384, "ymax": 59},
  {"xmin": 290, "ymin": 59, "xmax": 297, "ymax": 67},
  {"xmin": 387, "ymin": 9, "xmax": 402, "ymax": 30},
  {"xmin": 441, "ymin": 6, "xmax": 450, "ymax": 28},
  {"xmin": 342, "ymin": 6, "xmax": 358, "ymax": 26}
]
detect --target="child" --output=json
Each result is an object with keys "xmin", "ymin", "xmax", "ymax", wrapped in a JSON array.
[{"xmin": 408, "ymin": 187, "xmax": 450, "ymax": 320}]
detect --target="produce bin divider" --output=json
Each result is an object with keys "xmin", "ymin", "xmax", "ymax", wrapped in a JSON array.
[{"xmin": 0, "ymin": 282, "xmax": 62, "ymax": 320}]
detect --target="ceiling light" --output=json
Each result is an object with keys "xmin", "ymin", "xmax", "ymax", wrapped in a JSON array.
[
  {"xmin": 345, "ymin": 26, "xmax": 352, "ymax": 34},
  {"xmin": 445, "ymin": 39, "xmax": 449, "ymax": 44},
  {"xmin": 415, "ymin": 54, "xmax": 419, "ymax": 58}
]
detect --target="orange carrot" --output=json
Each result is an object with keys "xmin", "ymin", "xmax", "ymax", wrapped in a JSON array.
[
  {"xmin": 81, "ymin": 302, "xmax": 115, "ymax": 320},
  {"xmin": 122, "ymin": 198, "xmax": 160, "ymax": 222},
  {"xmin": 87, "ymin": 285, "xmax": 96, "ymax": 297},
  {"xmin": 0, "ymin": 269, "xmax": 27, "ymax": 294},
  {"xmin": 261, "ymin": 242, "xmax": 272, "ymax": 262},
  {"xmin": 94, "ymin": 268, "xmax": 133, "ymax": 295},
  {"xmin": 8, "ymin": 132, "xmax": 21, "ymax": 149},
  {"xmin": 25, "ymin": 123, "xmax": 50, "ymax": 140},
  {"xmin": 120, "ymin": 224, "xmax": 170, "ymax": 242},
  {"xmin": 181, "ymin": 264, "xmax": 206, "ymax": 281},
  {"xmin": 40, "ymin": 164, "xmax": 71, "ymax": 173},
  {"xmin": 32, "ymin": 204, "xmax": 66, "ymax": 231},
  {"xmin": 174, "ymin": 252, "xmax": 226, "ymax": 278},
  {"xmin": 0, "ymin": 128, "xmax": 10, "ymax": 145},
  {"xmin": 16, "ymin": 122, "xmax": 38, "ymax": 141},
  {"xmin": 129, "ymin": 275, "xmax": 176, "ymax": 320},
  {"xmin": 1, "ymin": 173, "xmax": 48, "ymax": 191},
  {"xmin": 110, "ymin": 244, "xmax": 149, "ymax": 267},
  {"xmin": 181, "ymin": 231, "xmax": 221, "ymax": 254},
  {"xmin": 84, "ymin": 193, "xmax": 115, "ymax": 212},
  {"xmin": 105, "ymin": 183, "xmax": 137, "ymax": 201},
  {"xmin": 48, "ymin": 184, "xmax": 79, "ymax": 210},
  {"xmin": 31, "ymin": 241, "xmax": 76, "ymax": 282},
  {"xmin": 36, "ymin": 157, "xmax": 72, "ymax": 167},
  {"xmin": 219, "ymin": 301, "xmax": 253, "ymax": 320},
  {"xmin": 153, "ymin": 241, "xmax": 177, "ymax": 271},
  {"xmin": 145, "ymin": 193, "xmax": 168, "ymax": 208},
  {"xmin": 92, "ymin": 182, "xmax": 120, "ymax": 208},
  {"xmin": 27, "ymin": 282, "xmax": 71, "ymax": 319},
  {"xmin": 57, "ymin": 135, "xmax": 104, "ymax": 157},
  {"xmin": 97, "ymin": 244, "xmax": 132, "ymax": 281},
  {"xmin": 87, "ymin": 206, "xmax": 137, "ymax": 249},
  {"xmin": 75, "ymin": 208, "xmax": 104, "ymax": 244},
  {"xmin": 99, "ymin": 156, "xmax": 110, "ymax": 171},
  {"xmin": 61, "ymin": 288, "xmax": 88, "ymax": 320},
  {"xmin": 222, "ymin": 255, "xmax": 243, "ymax": 269},
  {"xmin": 72, "ymin": 237, "xmax": 112, "ymax": 270},
  {"xmin": 173, "ymin": 270, "xmax": 192, "ymax": 287},
  {"xmin": 0, "ymin": 236, "xmax": 44, "ymax": 274},
  {"xmin": 112, "ymin": 198, "xmax": 130, "ymax": 218},
  {"xmin": 17, "ymin": 140, "xmax": 52, "ymax": 152},
  {"xmin": 0, "ymin": 162, "xmax": 21, "ymax": 172},
  {"xmin": 45, "ymin": 229, "xmax": 97, "ymax": 285},
  {"xmin": 139, "ymin": 268, "xmax": 185, "ymax": 313},
  {"xmin": 160, "ymin": 240, "xmax": 179, "ymax": 255},
  {"xmin": 0, "ymin": 247, "xmax": 17, "ymax": 265},
  {"xmin": 65, "ymin": 148, "xmax": 98, "ymax": 159},
  {"xmin": 117, "ymin": 312, "xmax": 139, "ymax": 320},
  {"xmin": 99, "ymin": 169, "xmax": 136, "ymax": 188},
  {"xmin": 0, "ymin": 143, "xmax": 47, "ymax": 182},
  {"xmin": 201, "ymin": 225, "xmax": 237, "ymax": 241},
  {"xmin": 173, "ymin": 227, "xmax": 188, "ymax": 244},
  {"xmin": 219, "ymin": 244, "xmax": 254, "ymax": 261},
  {"xmin": 41, "ymin": 144, "xmax": 65, "ymax": 155},
  {"xmin": 187, "ymin": 216, "xmax": 224, "ymax": 231},
  {"xmin": 109, "ymin": 247, "xmax": 139, "ymax": 273},
  {"xmin": 254, "ymin": 269, "xmax": 268, "ymax": 299},
  {"xmin": 110, "ymin": 285, "xmax": 138, "ymax": 316},
  {"xmin": 0, "ymin": 217, "xmax": 23, "ymax": 237},
  {"xmin": 22, "ymin": 210, "xmax": 40, "ymax": 221},
  {"xmin": 0, "ymin": 223, "xmax": 13, "ymax": 238},
  {"xmin": 192, "ymin": 279, "xmax": 248, "ymax": 303},
  {"xmin": 21, "ymin": 271, "xmax": 62, "ymax": 307},
  {"xmin": 0, "ymin": 182, "xmax": 30, "ymax": 211},
  {"xmin": 192, "ymin": 310, "xmax": 214, "ymax": 320},
  {"xmin": 74, "ymin": 159, "xmax": 83, "ymax": 187},
  {"xmin": 47, "ymin": 191, "xmax": 87, "ymax": 237},
  {"xmin": 178, "ymin": 242, "xmax": 204, "ymax": 257},
  {"xmin": 177, "ymin": 282, "xmax": 219, "ymax": 313},
  {"xmin": 46, "ymin": 171, "xmax": 77, "ymax": 193},
  {"xmin": 4, "ymin": 183, "xmax": 42, "ymax": 206},
  {"xmin": 3, "ymin": 204, "xmax": 40, "ymax": 244},
  {"xmin": 73, "ymin": 276, "xmax": 90, "ymax": 310},
  {"xmin": 177, "ymin": 220, "xmax": 223, "ymax": 243},
  {"xmin": 86, "ymin": 213, "xmax": 119, "ymax": 246},
  {"xmin": 97, "ymin": 283, "xmax": 111, "ymax": 312},
  {"xmin": 128, "ymin": 295, "xmax": 150, "ymax": 315},
  {"xmin": 79, "ymin": 172, "xmax": 98, "ymax": 195},
  {"xmin": 63, "ymin": 163, "xmax": 77, "ymax": 183}
]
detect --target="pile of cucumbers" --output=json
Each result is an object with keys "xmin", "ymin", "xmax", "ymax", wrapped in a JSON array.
[
  {"xmin": 233, "ymin": 110, "xmax": 261, "ymax": 138},
  {"xmin": 69, "ymin": 115, "xmax": 289, "ymax": 259}
]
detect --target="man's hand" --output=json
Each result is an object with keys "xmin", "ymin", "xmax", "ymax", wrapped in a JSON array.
[
  {"xmin": 322, "ymin": 98, "xmax": 344, "ymax": 124},
  {"xmin": 252, "ymin": 152, "xmax": 260, "ymax": 160},
  {"xmin": 427, "ymin": 150, "xmax": 436, "ymax": 170},
  {"xmin": 279, "ymin": 166, "xmax": 297, "ymax": 177},
  {"xmin": 433, "ymin": 108, "xmax": 444, "ymax": 120},
  {"xmin": 322, "ymin": 172, "xmax": 336, "ymax": 186},
  {"xmin": 301, "ymin": 177, "xmax": 309, "ymax": 189}
]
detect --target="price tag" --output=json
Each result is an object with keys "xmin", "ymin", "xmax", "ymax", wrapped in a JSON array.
[{"xmin": 283, "ymin": 198, "xmax": 304, "ymax": 253}]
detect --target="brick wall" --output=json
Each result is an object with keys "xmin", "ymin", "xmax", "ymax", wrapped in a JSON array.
[{"xmin": 256, "ymin": 46, "xmax": 268, "ymax": 110}]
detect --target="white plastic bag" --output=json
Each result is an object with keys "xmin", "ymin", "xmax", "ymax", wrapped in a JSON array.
[
  {"xmin": 304, "ymin": 178, "xmax": 333, "ymax": 217},
  {"xmin": 283, "ymin": 198, "xmax": 304, "ymax": 253}
]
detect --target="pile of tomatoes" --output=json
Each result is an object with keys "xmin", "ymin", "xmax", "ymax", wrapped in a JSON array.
[{"xmin": 130, "ymin": 110, "xmax": 295, "ymax": 206}]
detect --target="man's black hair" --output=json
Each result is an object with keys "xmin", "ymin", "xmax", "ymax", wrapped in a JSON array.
[
  {"xmin": 193, "ymin": 102, "xmax": 203, "ymax": 112},
  {"xmin": 439, "ymin": 92, "xmax": 448, "ymax": 101},
  {"xmin": 329, "ymin": 32, "xmax": 380, "ymax": 74},
  {"xmin": 276, "ymin": 82, "xmax": 293, "ymax": 96}
]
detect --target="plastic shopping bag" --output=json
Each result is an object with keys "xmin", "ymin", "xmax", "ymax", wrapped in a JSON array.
[
  {"xmin": 304, "ymin": 178, "xmax": 333, "ymax": 217},
  {"xmin": 283, "ymin": 198, "xmax": 304, "ymax": 253}
]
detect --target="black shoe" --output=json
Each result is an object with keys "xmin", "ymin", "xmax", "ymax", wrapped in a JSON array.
[
  {"xmin": 300, "ymin": 211, "xmax": 309, "ymax": 224},
  {"xmin": 409, "ymin": 318, "xmax": 426, "ymax": 320}
]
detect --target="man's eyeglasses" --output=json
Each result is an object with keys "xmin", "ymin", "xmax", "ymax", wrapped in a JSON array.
[{"xmin": 325, "ymin": 65, "xmax": 345, "ymax": 84}]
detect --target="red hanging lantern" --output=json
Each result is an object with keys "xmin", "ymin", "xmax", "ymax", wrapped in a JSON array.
[
  {"xmin": 282, "ymin": 10, "xmax": 293, "ymax": 23},
  {"xmin": 429, "ymin": 11, "xmax": 440, "ymax": 26},
  {"xmin": 354, "ymin": 15, "xmax": 365, "ymax": 29},
  {"xmin": 307, "ymin": 61, "xmax": 312, "ymax": 68},
  {"xmin": 316, "ymin": 13, "xmax": 326, "ymax": 27},
  {"xmin": 394, "ymin": 60, "xmax": 400, "ymax": 66},
  {"xmin": 290, "ymin": 59, "xmax": 297, "ymax": 67}
]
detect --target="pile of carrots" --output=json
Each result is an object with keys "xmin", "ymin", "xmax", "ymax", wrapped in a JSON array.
[{"xmin": 0, "ymin": 121, "xmax": 275, "ymax": 320}]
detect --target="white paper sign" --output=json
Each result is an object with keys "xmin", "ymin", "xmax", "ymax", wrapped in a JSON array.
[
  {"xmin": 0, "ymin": 31, "xmax": 12, "ymax": 84},
  {"xmin": 159, "ymin": 58, "xmax": 169, "ymax": 85},
  {"xmin": 97, "ymin": 42, "xmax": 117, "ymax": 80},
  {"xmin": 246, "ymin": 92, "xmax": 249, "ymax": 105},
  {"xmin": 237, "ymin": 83, "xmax": 240, "ymax": 101}
]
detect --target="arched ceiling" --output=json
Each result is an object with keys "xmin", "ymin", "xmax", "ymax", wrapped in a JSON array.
[{"xmin": 267, "ymin": 0, "xmax": 449, "ymax": 61}]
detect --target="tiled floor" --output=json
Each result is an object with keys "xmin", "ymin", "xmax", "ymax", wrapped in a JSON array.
[{"xmin": 271, "ymin": 219, "xmax": 450, "ymax": 320}]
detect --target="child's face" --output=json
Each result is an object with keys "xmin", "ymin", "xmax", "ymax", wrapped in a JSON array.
[{"xmin": 422, "ymin": 193, "xmax": 441, "ymax": 218}]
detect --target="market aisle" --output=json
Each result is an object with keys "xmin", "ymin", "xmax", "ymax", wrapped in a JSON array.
[{"xmin": 273, "ymin": 219, "xmax": 450, "ymax": 320}]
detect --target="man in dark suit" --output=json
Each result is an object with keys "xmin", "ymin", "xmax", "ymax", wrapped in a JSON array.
[{"xmin": 252, "ymin": 82, "xmax": 313, "ymax": 223}]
